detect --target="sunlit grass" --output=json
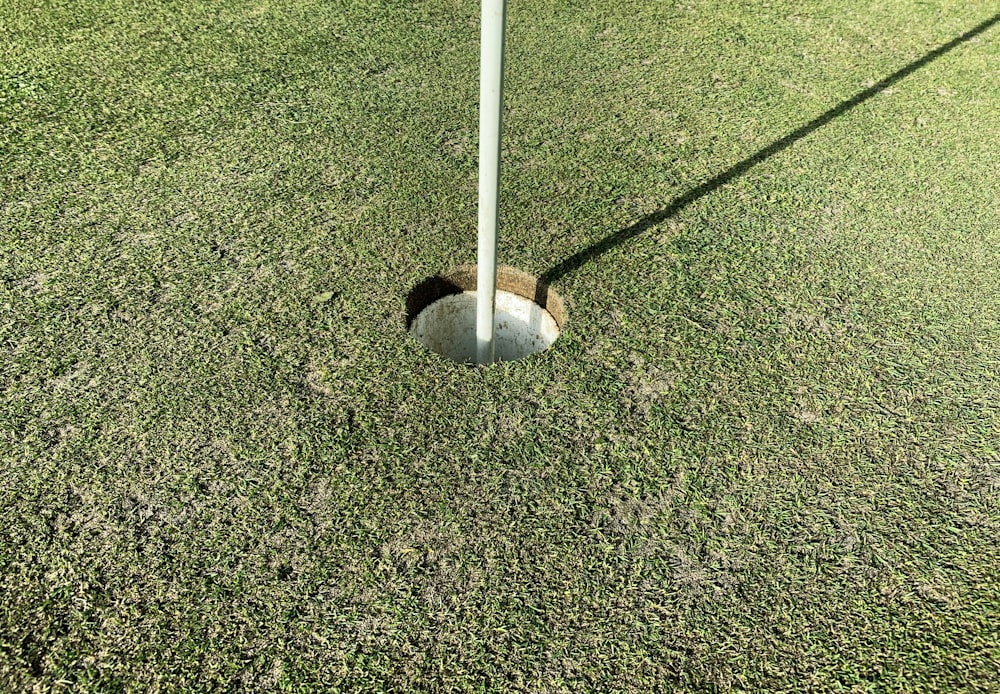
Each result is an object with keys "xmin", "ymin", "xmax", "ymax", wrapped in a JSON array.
[{"xmin": 2, "ymin": 0, "xmax": 999, "ymax": 689}]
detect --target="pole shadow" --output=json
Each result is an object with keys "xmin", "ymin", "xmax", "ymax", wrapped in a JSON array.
[{"xmin": 541, "ymin": 12, "xmax": 1000, "ymax": 285}]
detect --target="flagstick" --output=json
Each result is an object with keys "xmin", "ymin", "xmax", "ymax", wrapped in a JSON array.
[{"xmin": 475, "ymin": 0, "xmax": 507, "ymax": 365}]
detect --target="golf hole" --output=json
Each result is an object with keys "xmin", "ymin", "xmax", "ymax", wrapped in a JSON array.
[{"xmin": 406, "ymin": 266, "xmax": 567, "ymax": 364}]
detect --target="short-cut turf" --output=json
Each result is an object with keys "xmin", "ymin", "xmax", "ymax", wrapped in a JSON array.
[{"xmin": 2, "ymin": 0, "xmax": 999, "ymax": 690}]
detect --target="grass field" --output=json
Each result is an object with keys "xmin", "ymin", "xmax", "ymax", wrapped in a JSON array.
[{"xmin": 3, "ymin": 0, "xmax": 1000, "ymax": 690}]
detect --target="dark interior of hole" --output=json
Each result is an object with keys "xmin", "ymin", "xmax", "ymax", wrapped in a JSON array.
[{"xmin": 405, "ymin": 275, "xmax": 466, "ymax": 329}]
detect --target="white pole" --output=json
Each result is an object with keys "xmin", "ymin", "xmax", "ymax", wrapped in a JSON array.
[{"xmin": 476, "ymin": 0, "xmax": 507, "ymax": 365}]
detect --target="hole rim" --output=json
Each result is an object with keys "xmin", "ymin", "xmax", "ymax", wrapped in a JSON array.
[{"xmin": 405, "ymin": 265, "xmax": 568, "ymax": 332}]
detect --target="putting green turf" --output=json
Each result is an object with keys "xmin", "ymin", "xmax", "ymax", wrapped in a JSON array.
[{"xmin": 2, "ymin": 0, "xmax": 999, "ymax": 689}]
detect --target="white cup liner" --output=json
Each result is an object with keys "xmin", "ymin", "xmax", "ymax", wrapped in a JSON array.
[
  {"xmin": 410, "ymin": 290, "xmax": 560, "ymax": 363},
  {"xmin": 406, "ymin": 265, "xmax": 567, "ymax": 365}
]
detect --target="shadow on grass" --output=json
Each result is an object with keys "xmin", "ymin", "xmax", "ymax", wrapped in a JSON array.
[{"xmin": 541, "ymin": 12, "xmax": 1000, "ymax": 285}]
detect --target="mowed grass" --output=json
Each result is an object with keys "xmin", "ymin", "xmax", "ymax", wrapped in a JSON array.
[{"xmin": 2, "ymin": 0, "xmax": 1000, "ymax": 690}]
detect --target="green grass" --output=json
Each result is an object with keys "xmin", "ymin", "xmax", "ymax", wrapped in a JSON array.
[{"xmin": 3, "ymin": 0, "xmax": 1000, "ymax": 690}]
